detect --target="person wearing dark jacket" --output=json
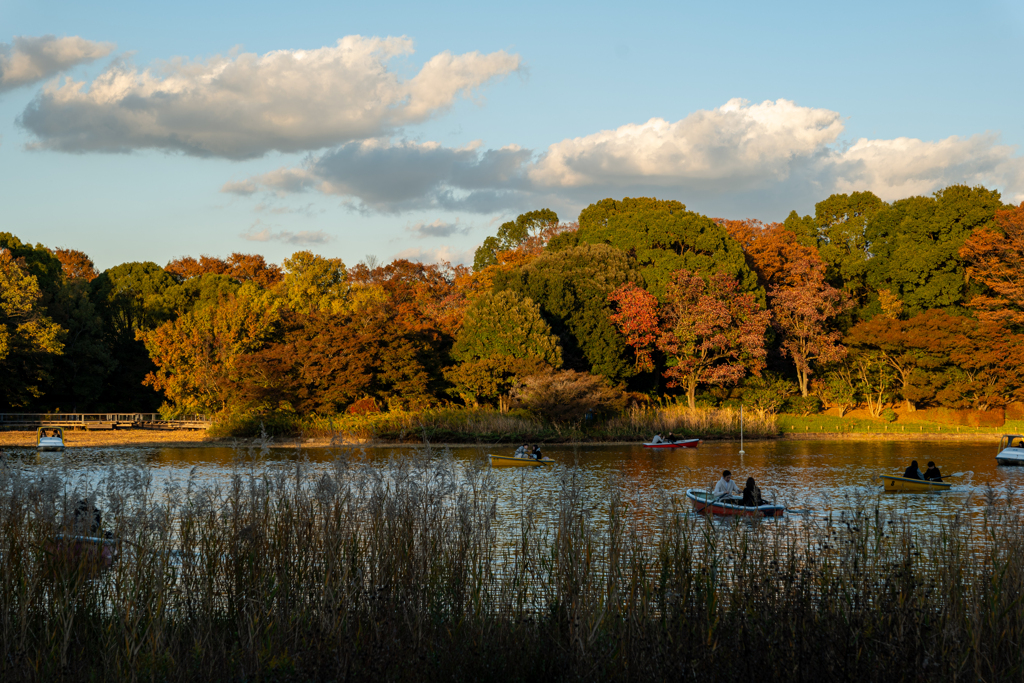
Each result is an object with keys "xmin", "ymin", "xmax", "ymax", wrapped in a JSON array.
[
  {"xmin": 741, "ymin": 477, "xmax": 764, "ymax": 507},
  {"xmin": 903, "ymin": 460, "xmax": 923, "ymax": 480},
  {"xmin": 923, "ymin": 461, "xmax": 943, "ymax": 481}
]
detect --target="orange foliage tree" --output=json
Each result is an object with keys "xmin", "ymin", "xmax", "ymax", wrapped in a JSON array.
[
  {"xmin": 960, "ymin": 203, "xmax": 1024, "ymax": 324},
  {"xmin": 53, "ymin": 248, "xmax": 98, "ymax": 282}
]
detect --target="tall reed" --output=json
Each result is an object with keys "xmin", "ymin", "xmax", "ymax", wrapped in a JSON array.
[{"xmin": 1, "ymin": 446, "xmax": 1021, "ymax": 681}]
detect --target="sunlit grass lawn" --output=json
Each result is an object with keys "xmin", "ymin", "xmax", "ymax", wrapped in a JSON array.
[{"xmin": 778, "ymin": 413, "xmax": 1024, "ymax": 436}]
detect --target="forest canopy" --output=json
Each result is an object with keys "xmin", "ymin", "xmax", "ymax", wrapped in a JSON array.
[{"xmin": 5, "ymin": 186, "xmax": 1023, "ymax": 426}]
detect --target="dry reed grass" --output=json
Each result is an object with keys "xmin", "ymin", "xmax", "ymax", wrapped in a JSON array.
[{"xmin": 1, "ymin": 445, "xmax": 1021, "ymax": 681}]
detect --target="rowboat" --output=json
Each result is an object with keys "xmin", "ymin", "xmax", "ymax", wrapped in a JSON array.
[
  {"xmin": 996, "ymin": 434, "xmax": 1024, "ymax": 465},
  {"xmin": 643, "ymin": 439, "xmax": 701, "ymax": 449},
  {"xmin": 45, "ymin": 534, "xmax": 119, "ymax": 573},
  {"xmin": 36, "ymin": 427, "xmax": 65, "ymax": 452},
  {"xmin": 686, "ymin": 489, "xmax": 785, "ymax": 518},
  {"xmin": 879, "ymin": 475, "xmax": 951, "ymax": 492},
  {"xmin": 488, "ymin": 454, "xmax": 555, "ymax": 467}
]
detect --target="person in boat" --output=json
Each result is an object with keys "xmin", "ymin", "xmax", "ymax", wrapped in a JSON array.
[
  {"xmin": 713, "ymin": 470, "xmax": 741, "ymax": 500},
  {"xmin": 74, "ymin": 499, "xmax": 102, "ymax": 535},
  {"xmin": 532, "ymin": 444, "xmax": 544, "ymax": 461},
  {"xmin": 651, "ymin": 433, "xmax": 665, "ymax": 444},
  {"xmin": 902, "ymin": 460, "xmax": 923, "ymax": 480},
  {"xmin": 514, "ymin": 443, "xmax": 530, "ymax": 458},
  {"xmin": 741, "ymin": 477, "xmax": 765, "ymax": 507},
  {"xmin": 666, "ymin": 432, "xmax": 677, "ymax": 443},
  {"xmin": 923, "ymin": 461, "xmax": 943, "ymax": 482}
]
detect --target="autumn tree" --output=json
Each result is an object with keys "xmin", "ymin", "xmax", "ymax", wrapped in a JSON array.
[
  {"xmin": 575, "ymin": 197, "xmax": 760, "ymax": 299},
  {"xmin": 657, "ymin": 270, "xmax": 771, "ymax": 409},
  {"xmin": 960, "ymin": 202, "xmax": 1024, "ymax": 324},
  {"xmin": 719, "ymin": 219, "xmax": 823, "ymax": 290},
  {"xmin": 770, "ymin": 258, "xmax": 852, "ymax": 397},
  {"xmin": 0, "ymin": 248, "xmax": 65, "ymax": 408},
  {"xmin": 607, "ymin": 282, "xmax": 659, "ymax": 373},
  {"xmin": 54, "ymin": 248, "xmax": 98, "ymax": 282},
  {"xmin": 166, "ymin": 253, "xmax": 283, "ymax": 288},
  {"xmin": 141, "ymin": 283, "xmax": 283, "ymax": 416},
  {"xmin": 278, "ymin": 251, "xmax": 348, "ymax": 314}
]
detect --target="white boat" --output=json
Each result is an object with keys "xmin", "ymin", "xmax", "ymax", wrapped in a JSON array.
[
  {"xmin": 36, "ymin": 427, "xmax": 65, "ymax": 452},
  {"xmin": 996, "ymin": 434, "xmax": 1024, "ymax": 465}
]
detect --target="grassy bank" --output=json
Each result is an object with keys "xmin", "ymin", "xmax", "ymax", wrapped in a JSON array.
[
  {"xmin": 214, "ymin": 404, "xmax": 779, "ymax": 442},
  {"xmin": 2, "ymin": 445, "xmax": 1024, "ymax": 681},
  {"xmin": 779, "ymin": 413, "xmax": 1024, "ymax": 438}
]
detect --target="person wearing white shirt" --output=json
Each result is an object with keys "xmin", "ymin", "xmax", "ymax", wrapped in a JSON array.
[
  {"xmin": 713, "ymin": 470, "xmax": 741, "ymax": 500},
  {"xmin": 651, "ymin": 433, "xmax": 664, "ymax": 444}
]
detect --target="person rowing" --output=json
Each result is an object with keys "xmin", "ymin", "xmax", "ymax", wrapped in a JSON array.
[
  {"xmin": 531, "ymin": 444, "xmax": 544, "ymax": 461},
  {"xmin": 713, "ymin": 470, "xmax": 741, "ymax": 501},
  {"xmin": 651, "ymin": 433, "xmax": 665, "ymax": 444},
  {"xmin": 924, "ymin": 461, "xmax": 943, "ymax": 482}
]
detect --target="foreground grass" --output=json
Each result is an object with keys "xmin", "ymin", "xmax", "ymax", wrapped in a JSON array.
[
  {"xmin": 2, "ymin": 445, "xmax": 1024, "ymax": 681},
  {"xmin": 215, "ymin": 404, "xmax": 779, "ymax": 442}
]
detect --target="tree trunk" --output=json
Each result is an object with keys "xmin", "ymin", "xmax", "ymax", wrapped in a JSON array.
[
  {"xmin": 797, "ymin": 367, "xmax": 809, "ymax": 397},
  {"xmin": 687, "ymin": 379, "xmax": 697, "ymax": 410},
  {"xmin": 904, "ymin": 398, "xmax": 915, "ymax": 413}
]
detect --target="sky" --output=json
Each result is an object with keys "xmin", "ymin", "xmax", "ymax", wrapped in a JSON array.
[{"xmin": 1, "ymin": 0, "xmax": 1023, "ymax": 271}]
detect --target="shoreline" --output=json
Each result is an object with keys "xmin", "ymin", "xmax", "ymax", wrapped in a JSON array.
[{"xmin": 0, "ymin": 429, "xmax": 1003, "ymax": 449}]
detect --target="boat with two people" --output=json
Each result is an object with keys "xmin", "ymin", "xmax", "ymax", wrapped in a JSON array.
[
  {"xmin": 879, "ymin": 459, "xmax": 951, "ymax": 492},
  {"xmin": 36, "ymin": 427, "xmax": 65, "ymax": 452},
  {"xmin": 489, "ymin": 443, "xmax": 555, "ymax": 467},
  {"xmin": 996, "ymin": 434, "xmax": 1024, "ymax": 465},
  {"xmin": 686, "ymin": 489, "xmax": 786, "ymax": 518},
  {"xmin": 643, "ymin": 432, "xmax": 701, "ymax": 449}
]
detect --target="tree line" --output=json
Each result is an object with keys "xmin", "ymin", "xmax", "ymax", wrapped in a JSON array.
[{"xmin": 3, "ymin": 184, "xmax": 1023, "ymax": 422}]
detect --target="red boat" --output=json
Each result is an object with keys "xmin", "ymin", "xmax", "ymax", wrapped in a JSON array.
[
  {"xmin": 686, "ymin": 489, "xmax": 785, "ymax": 518},
  {"xmin": 642, "ymin": 439, "xmax": 701, "ymax": 449}
]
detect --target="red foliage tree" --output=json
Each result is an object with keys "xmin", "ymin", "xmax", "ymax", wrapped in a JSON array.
[
  {"xmin": 166, "ymin": 253, "xmax": 283, "ymax": 288},
  {"xmin": 960, "ymin": 203, "xmax": 1024, "ymax": 324},
  {"xmin": 718, "ymin": 219, "xmax": 823, "ymax": 289},
  {"xmin": 658, "ymin": 270, "xmax": 771, "ymax": 409},
  {"xmin": 607, "ymin": 282, "xmax": 660, "ymax": 373},
  {"xmin": 771, "ymin": 259, "xmax": 852, "ymax": 396}
]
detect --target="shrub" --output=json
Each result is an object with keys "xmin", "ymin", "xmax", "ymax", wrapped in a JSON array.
[
  {"xmin": 742, "ymin": 372, "xmax": 797, "ymax": 414},
  {"xmin": 785, "ymin": 395, "xmax": 822, "ymax": 416},
  {"xmin": 512, "ymin": 369, "xmax": 626, "ymax": 422},
  {"xmin": 881, "ymin": 407, "xmax": 898, "ymax": 422}
]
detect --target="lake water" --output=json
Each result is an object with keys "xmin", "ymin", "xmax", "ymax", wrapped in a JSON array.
[{"xmin": 6, "ymin": 439, "xmax": 1019, "ymax": 527}]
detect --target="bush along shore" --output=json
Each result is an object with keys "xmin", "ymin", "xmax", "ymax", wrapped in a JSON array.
[
  {"xmin": 211, "ymin": 404, "xmax": 779, "ymax": 443},
  {"xmin": 2, "ymin": 444, "xmax": 1024, "ymax": 681}
]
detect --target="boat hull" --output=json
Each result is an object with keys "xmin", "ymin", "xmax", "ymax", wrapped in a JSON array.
[
  {"xmin": 996, "ymin": 446, "xmax": 1024, "ymax": 465},
  {"xmin": 879, "ymin": 475, "xmax": 951, "ymax": 492},
  {"xmin": 488, "ymin": 454, "xmax": 555, "ymax": 467},
  {"xmin": 643, "ymin": 439, "xmax": 701, "ymax": 449},
  {"xmin": 686, "ymin": 489, "xmax": 785, "ymax": 518}
]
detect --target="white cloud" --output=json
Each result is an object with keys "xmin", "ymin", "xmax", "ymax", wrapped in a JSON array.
[
  {"xmin": 394, "ymin": 245, "xmax": 475, "ymax": 266},
  {"xmin": 241, "ymin": 222, "xmax": 332, "ymax": 245},
  {"xmin": 225, "ymin": 98, "xmax": 1024, "ymax": 216},
  {"xmin": 529, "ymin": 98, "xmax": 844, "ymax": 189},
  {"xmin": 0, "ymin": 35, "xmax": 114, "ymax": 93},
  {"xmin": 18, "ymin": 36, "xmax": 520, "ymax": 158},
  {"xmin": 406, "ymin": 219, "xmax": 470, "ymax": 238}
]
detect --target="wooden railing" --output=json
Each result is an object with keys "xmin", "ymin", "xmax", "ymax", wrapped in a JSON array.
[{"xmin": 0, "ymin": 413, "xmax": 211, "ymax": 430}]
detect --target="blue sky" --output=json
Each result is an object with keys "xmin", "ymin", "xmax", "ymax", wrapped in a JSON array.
[{"xmin": 2, "ymin": 0, "xmax": 1022, "ymax": 270}]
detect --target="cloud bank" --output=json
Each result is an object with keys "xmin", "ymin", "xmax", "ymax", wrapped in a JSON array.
[
  {"xmin": 406, "ymin": 219, "xmax": 470, "ymax": 238},
  {"xmin": 0, "ymin": 35, "xmax": 114, "ymax": 93},
  {"xmin": 18, "ymin": 36, "xmax": 520, "ymax": 159},
  {"xmin": 229, "ymin": 98, "xmax": 1024, "ymax": 215},
  {"xmin": 242, "ymin": 222, "xmax": 332, "ymax": 245}
]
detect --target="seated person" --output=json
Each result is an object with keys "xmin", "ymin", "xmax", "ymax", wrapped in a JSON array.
[
  {"xmin": 923, "ymin": 461, "xmax": 943, "ymax": 482},
  {"xmin": 741, "ymin": 477, "xmax": 765, "ymax": 507},
  {"xmin": 713, "ymin": 470, "xmax": 741, "ymax": 500},
  {"xmin": 514, "ymin": 443, "xmax": 530, "ymax": 458},
  {"xmin": 666, "ymin": 432, "xmax": 677, "ymax": 443},
  {"xmin": 651, "ymin": 433, "xmax": 664, "ymax": 444},
  {"xmin": 532, "ymin": 445, "xmax": 544, "ymax": 461},
  {"xmin": 902, "ymin": 460, "xmax": 923, "ymax": 480}
]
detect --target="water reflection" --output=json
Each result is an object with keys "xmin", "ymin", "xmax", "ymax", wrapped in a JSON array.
[{"xmin": 5, "ymin": 438, "xmax": 1018, "ymax": 527}]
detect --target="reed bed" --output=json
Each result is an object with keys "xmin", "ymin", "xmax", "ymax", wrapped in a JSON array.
[
  {"xmin": 1, "ymin": 446, "xmax": 1022, "ymax": 682},
  {"xmin": 219, "ymin": 403, "xmax": 778, "ymax": 442}
]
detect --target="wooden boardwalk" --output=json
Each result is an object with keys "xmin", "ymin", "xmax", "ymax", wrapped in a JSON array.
[{"xmin": 0, "ymin": 413, "xmax": 211, "ymax": 431}]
